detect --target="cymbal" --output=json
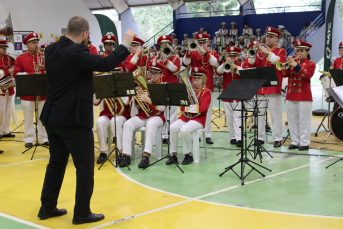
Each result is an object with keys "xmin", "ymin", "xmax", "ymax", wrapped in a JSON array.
[{"xmin": 319, "ymin": 70, "xmax": 331, "ymax": 77}]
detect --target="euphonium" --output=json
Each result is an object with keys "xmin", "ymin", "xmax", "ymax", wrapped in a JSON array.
[
  {"xmin": 0, "ymin": 76, "xmax": 15, "ymax": 90},
  {"xmin": 103, "ymin": 97, "xmax": 125, "ymax": 116},
  {"xmin": 133, "ymin": 66, "xmax": 152, "ymax": 118},
  {"xmin": 188, "ymin": 39, "xmax": 199, "ymax": 52},
  {"xmin": 275, "ymin": 56, "xmax": 300, "ymax": 71},
  {"xmin": 174, "ymin": 67, "xmax": 199, "ymax": 105},
  {"xmin": 160, "ymin": 44, "xmax": 173, "ymax": 59}
]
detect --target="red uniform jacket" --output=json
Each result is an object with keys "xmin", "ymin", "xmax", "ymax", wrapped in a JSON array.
[
  {"xmin": 0, "ymin": 54, "xmax": 15, "ymax": 96},
  {"xmin": 87, "ymin": 44, "xmax": 98, "ymax": 55},
  {"xmin": 125, "ymin": 54, "xmax": 149, "ymax": 72},
  {"xmin": 242, "ymin": 46, "xmax": 286, "ymax": 95},
  {"xmin": 184, "ymin": 50, "xmax": 219, "ymax": 91},
  {"xmin": 96, "ymin": 97, "xmax": 131, "ymax": 120},
  {"xmin": 150, "ymin": 55, "xmax": 180, "ymax": 83},
  {"xmin": 179, "ymin": 86, "xmax": 211, "ymax": 127},
  {"xmin": 101, "ymin": 52, "xmax": 126, "ymax": 72},
  {"xmin": 14, "ymin": 51, "xmax": 46, "ymax": 101},
  {"xmin": 216, "ymin": 61, "xmax": 242, "ymax": 102},
  {"xmin": 282, "ymin": 58, "xmax": 315, "ymax": 101},
  {"xmin": 333, "ymin": 57, "xmax": 343, "ymax": 69}
]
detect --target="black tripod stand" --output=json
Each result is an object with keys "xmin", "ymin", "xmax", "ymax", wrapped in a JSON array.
[
  {"xmin": 144, "ymin": 83, "xmax": 189, "ymax": 173},
  {"xmin": 16, "ymin": 74, "xmax": 49, "ymax": 160},
  {"xmin": 93, "ymin": 72, "xmax": 136, "ymax": 171},
  {"xmin": 218, "ymin": 79, "xmax": 271, "ymax": 184}
]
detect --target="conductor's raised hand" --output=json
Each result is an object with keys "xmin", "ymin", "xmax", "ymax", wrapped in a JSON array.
[{"xmin": 123, "ymin": 30, "xmax": 137, "ymax": 45}]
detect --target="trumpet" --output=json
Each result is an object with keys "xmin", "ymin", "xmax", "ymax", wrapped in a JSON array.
[
  {"xmin": 223, "ymin": 61, "xmax": 233, "ymax": 73},
  {"xmin": 188, "ymin": 39, "xmax": 199, "ymax": 52},
  {"xmin": 160, "ymin": 44, "xmax": 173, "ymax": 59},
  {"xmin": 248, "ymin": 41, "xmax": 270, "ymax": 60},
  {"xmin": 275, "ymin": 56, "xmax": 300, "ymax": 71}
]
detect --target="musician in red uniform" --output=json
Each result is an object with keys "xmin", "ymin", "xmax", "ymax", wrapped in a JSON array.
[
  {"xmin": 183, "ymin": 33, "xmax": 219, "ymax": 144},
  {"xmin": 100, "ymin": 33, "xmax": 126, "ymax": 72},
  {"xmin": 243, "ymin": 27, "xmax": 286, "ymax": 147},
  {"xmin": 14, "ymin": 32, "xmax": 48, "ymax": 147},
  {"xmin": 0, "ymin": 39, "xmax": 15, "ymax": 138},
  {"xmin": 331, "ymin": 42, "xmax": 343, "ymax": 70},
  {"xmin": 167, "ymin": 67, "xmax": 211, "ymax": 165},
  {"xmin": 86, "ymin": 32, "xmax": 97, "ymax": 55},
  {"xmin": 94, "ymin": 96, "xmax": 131, "ymax": 163},
  {"xmin": 216, "ymin": 46, "xmax": 243, "ymax": 147},
  {"xmin": 125, "ymin": 37, "xmax": 149, "ymax": 72},
  {"xmin": 120, "ymin": 62, "xmax": 166, "ymax": 168},
  {"xmin": 282, "ymin": 41, "xmax": 315, "ymax": 150},
  {"xmin": 151, "ymin": 35, "xmax": 181, "ymax": 143}
]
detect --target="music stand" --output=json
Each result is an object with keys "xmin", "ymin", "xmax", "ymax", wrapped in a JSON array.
[
  {"xmin": 143, "ymin": 83, "xmax": 190, "ymax": 173},
  {"xmin": 94, "ymin": 72, "xmax": 136, "ymax": 171},
  {"xmin": 239, "ymin": 67, "xmax": 278, "ymax": 162},
  {"xmin": 16, "ymin": 74, "xmax": 49, "ymax": 160},
  {"xmin": 218, "ymin": 79, "xmax": 271, "ymax": 185}
]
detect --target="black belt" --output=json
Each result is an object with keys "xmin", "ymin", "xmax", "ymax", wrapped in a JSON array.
[
  {"xmin": 290, "ymin": 83, "xmax": 301, "ymax": 86},
  {"xmin": 289, "ymin": 89, "xmax": 302, "ymax": 92}
]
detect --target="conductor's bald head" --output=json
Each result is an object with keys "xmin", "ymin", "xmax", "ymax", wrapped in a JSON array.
[{"xmin": 66, "ymin": 16, "xmax": 89, "ymax": 44}]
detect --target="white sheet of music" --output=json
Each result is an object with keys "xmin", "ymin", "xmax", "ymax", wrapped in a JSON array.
[{"xmin": 333, "ymin": 85, "xmax": 343, "ymax": 102}]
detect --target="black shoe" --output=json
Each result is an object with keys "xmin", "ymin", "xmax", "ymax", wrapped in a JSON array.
[
  {"xmin": 182, "ymin": 154, "xmax": 193, "ymax": 165},
  {"xmin": 72, "ymin": 213, "xmax": 104, "ymax": 225},
  {"xmin": 299, "ymin": 145, "xmax": 309, "ymax": 151},
  {"xmin": 38, "ymin": 207, "xmax": 67, "ymax": 220},
  {"xmin": 2, "ymin": 133, "xmax": 15, "ymax": 137},
  {"xmin": 257, "ymin": 140, "xmax": 264, "ymax": 145},
  {"xmin": 119, "ymin": 155, "xmax": 131, "ymax": 167},
  {"xmin": 274, "ymin": 141, "xmax": 282, "ymax": 147},
  {"xmin": 288, "ymin": 144, "xmax": 299, "ymax": 150},
  {"xmin": 166, "ymin": 155, "xmax": 178, "ymax": 165},
  {"xmin": 0, "ymin": 150, "xmax": 3, "ymax": 154},
  {"xmin": 206, "ymin": 138, "xmax": 214, "ymax": 144},
  {"xmin": 41, "ymin": 142, "xmax": 49, "ymax": 146},
  {"xmin": 236, "ymin": 140, "xmax": 242, "ymax": 147},
  {"xmin": 0, "ymin": 135, "xmax": 2, "ymax": 139},
  {"xmin": 25, "ymin": 143, "xmax": 33, "ymax": 148},
  {"xmin": 163, "ymin": 138, "xmax": 169, "ymax": 144},
  {"xmin": 230, "ymin": 139, "xmax": 237, "ymax": 144},
  {"xmin": 266, "ymin": 124, "xmax": 271, "ymax": 132},
  {"xmin": 285, "ymin": 121, "xmax": 288, "ymax": 125},
  {"xmin": 96, "ymin": 153, "xmax": 107, "ymax": 164},
  {"xmin": 138, "ymin": 156, "xmax": 150, "ymax": 168}
]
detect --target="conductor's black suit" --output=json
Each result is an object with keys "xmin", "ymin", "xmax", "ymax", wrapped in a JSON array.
[{"xmin": 39, "ymin": 36, "xmax": 130, "ymax": 217}]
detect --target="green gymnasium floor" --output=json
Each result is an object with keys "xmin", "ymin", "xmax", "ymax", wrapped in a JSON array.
[{"xmin": 1, "ymin": 82, "xmax": 343, "ymax": 228}]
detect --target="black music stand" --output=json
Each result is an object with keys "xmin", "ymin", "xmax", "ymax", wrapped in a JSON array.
[
  {"xmin": 16, "ymin": 74, "xmax": 49, "ymax": 160},
  {"xmin": 218, "ymin": 79, "xmax": 271, "ymax": 185},
  {"xmin": 94, "ymin": 72, "xmax": 136, "ymax": 171},
  {"xmin": 325, "ymin": 86, "xmax": 343, "ymax": 169},
  {"xmin": 143, "ymin": 83, "xmax": 189, "ymax": 173},
  {"xmin": 239, "ymin": 67, "xmax": 278, "ymax": 162}
]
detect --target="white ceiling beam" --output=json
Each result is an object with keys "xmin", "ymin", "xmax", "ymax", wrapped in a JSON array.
[
  {"xmin": 109, "ymin": 0, "xmax": 129, "ymax": 14},
  {"xmin": 167, "ymin": 0, "xmax": 185, "ymax": 11}
]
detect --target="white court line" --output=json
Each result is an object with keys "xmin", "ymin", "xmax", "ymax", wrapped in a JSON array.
[
  {"xmin": 0, "ymin": 212, "xmax": 49, "ymax": 229},
  {"xmin": 0, "ymin": 157, "xmax": 49, "ymax": 168},
  {"xmin": 89, "ymin": 155, "xmax": 342, "ymax": 229}
]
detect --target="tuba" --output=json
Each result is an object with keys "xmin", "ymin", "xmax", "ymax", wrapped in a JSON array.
[
  {"xmin": 133, "ymin": 66, "xmax": 154, "ymax": 118},
  {"xmin": 160, "ymin": 44, "xmax": 173, "ymax": 59},
  {"xmin": 188, "ymin": 39, "xmax": 199, "ymax": 52},
  {"xmin": 0, "ymin": 14, "xmax": 14, "ymax": 44},
  {"xmin": 174, "ymin": 67, "xmax": 199, "ymax": 105}
]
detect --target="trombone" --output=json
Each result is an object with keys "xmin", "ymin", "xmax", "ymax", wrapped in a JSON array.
[{"xmin": 275, "ymin": 56, "xmax": 300, "ymax": 71}]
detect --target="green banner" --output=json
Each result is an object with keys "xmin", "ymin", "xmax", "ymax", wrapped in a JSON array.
[{"xmin": 324, "ymin": 0, "xmax": 336, "ymax": 71}]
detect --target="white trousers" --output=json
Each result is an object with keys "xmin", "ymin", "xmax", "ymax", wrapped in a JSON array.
[
  {"xmin": 170, "ymin": 119, "xmax": 203, "ymax": 155},
  {"xmin": 286, "ymin": 100, "xmax": 312, "ymax": 146},
  {"xmin": 21, "ymin": 100, "xmax": 48, "ymax": 143},
  {"xmin": 223, "ymin": 101, "xmax": 242, "ymax": 141},
  {"xmin": 205, "ymin": 92, "xmax": 213, "ymax": 138},
  {"xmin": 0, "ymin": 92, "xmax": 14, "ymax": 135},
  {"xmin": 96, "ymin": 115, "xmax": 127, "ymax": 153},
  {"xmin": 257, "ymin": 94, "xmax": 283, "ymax": 141},
  {"xmin": 162, "ymin": 106, "xmax": 178, "ymax": 138},
  {"xmin": 122, "ymin": 116, "xmax": 163, "ymax": 156}
]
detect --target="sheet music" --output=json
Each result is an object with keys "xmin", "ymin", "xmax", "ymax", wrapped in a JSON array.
[{"xmin": 332, "ymin": 85, "xmax": 343, "ymax": 102}]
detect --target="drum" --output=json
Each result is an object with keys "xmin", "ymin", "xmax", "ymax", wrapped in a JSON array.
[
  {"xmin": 320, "ymin": 74, "xmax": 336, "ymax": 101},
  {"xmin": 330, "ymin": 108, "xmax": 343, "ymax": 141}
]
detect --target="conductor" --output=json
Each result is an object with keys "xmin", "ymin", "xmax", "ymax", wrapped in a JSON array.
[{"xmin": 38, "ymin": 16, "xmax": 135, "ymax": 225}]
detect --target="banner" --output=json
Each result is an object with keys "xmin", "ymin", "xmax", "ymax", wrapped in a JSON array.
[{"xmin": 324, "ymin": 0, "xmax": 336, "ymax": 71}]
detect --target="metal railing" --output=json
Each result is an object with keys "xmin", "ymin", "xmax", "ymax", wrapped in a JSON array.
[
  {"xmin": 244, "ymin": 5, "xmax": 321, "ymax": 15},
  {"xmin": 285, "ymin": 13, "xmax": 325, "ymax": 55},
  {"xmin": 144, "ymin": 22, "xmax": 173, "ymax": 48},
  {"xmin": 177, "ymin": 10, "xmax": 240, "ymax": 18}
]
